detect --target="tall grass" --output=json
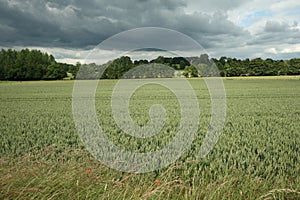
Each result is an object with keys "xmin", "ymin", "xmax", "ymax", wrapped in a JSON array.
[{"xmin": 0, "ymin": 78, "xmax": 299, "ymax": 199}]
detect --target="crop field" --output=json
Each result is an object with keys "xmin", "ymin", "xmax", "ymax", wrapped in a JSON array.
[{"xmin": 0, "ymin": 77, "xmax": 300, "ymax": 199}]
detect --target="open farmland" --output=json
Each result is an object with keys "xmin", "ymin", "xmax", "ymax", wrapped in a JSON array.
[{"xmin": 0, "ymin": 77, "xmax": 300, "ymax": 199}]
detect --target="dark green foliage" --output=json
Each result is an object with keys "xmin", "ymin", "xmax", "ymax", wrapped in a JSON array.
[
  {"xmin": 182, "ymin": 65, "xmax": 198, "ymax": 77},
  {"xmin": 213, "ymin": 56, "xmax": 300, "ymax": 77},
  {"xmin": 102, "ymin": 56, "xmax": 133, "ymax": 79},
  {"xmin": 0, "ymin": 48, "xmax": 74, "ymax": 80},
  {"xmin": 142, "ymin": 55, "xmax": 300, "ymax": 77},
  {"xmin": 1, "ymin": 48, "xmax": 300, "ymax": 81},
  {"xmin": 43, "ymin": 64, "xmax": 67, "ymax": 80},
  {"xmin": 149, "ymin": 56, "xmax": 190, "ymax": 70}
]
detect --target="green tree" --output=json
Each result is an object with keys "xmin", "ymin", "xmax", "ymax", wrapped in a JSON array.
[
  {"xmin": 43, "ymin": 64, "xmax": 66, "ymax": 80},
  {"xmin": 182, "ymin": 66, "xmax": 198, "ymax": 78},
  {"xmin": 224, "ymin": 63, "xmax": 231, "ymax": 77},
  {"xmin": 199, "ymin": 54, "xmax": 210, "ymax": 65},
  {"xmin": 104, "ymin": 56, "xmax": 133, "ymax": 79}
]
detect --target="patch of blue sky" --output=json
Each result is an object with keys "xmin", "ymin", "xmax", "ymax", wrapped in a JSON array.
[
  {"xmin": 241, "ymin": 10, "xmax": 273, "ymax": 27},
  {"xmin": 286, "ymin": 9, "xmax": 300, "ymax": 16}
]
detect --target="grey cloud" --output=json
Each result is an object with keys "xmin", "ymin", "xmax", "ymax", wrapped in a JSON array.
[
  {"xmin": 185, "ymin": 0, "xmax": 250, "ymax": 12},
  {"xmin": 248, "ymin": 21, "xmax": 300, "ymax": 46},
  {"xmin": 264, "ymin": 21, "xmax": 289, "ymax": 32},
  {"xmin": 0, "ymin": 0, "xmax": 103, "ymax": 47},
  {"xmin": 174, "ymin": 11, "xmax": 250, "ymax": 49},
  {"xmin": 0, "ymin": 0, "xmax": 247, "ymax": 51},
  {"xmin": 1, "ymin": 0, "xmax": 297, "ymax": 60},
  {"xmin": 0, "ymin": 0, "xmax": 126, "ymax": 47}
]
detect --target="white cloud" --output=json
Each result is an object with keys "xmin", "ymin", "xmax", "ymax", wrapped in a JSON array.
[
  {"xmin": 270, "ymin": 0, "xmax": 300, "ymax": 13},
  {"xmin": 184, "ymin": 0, "xmax": 248, "ymax": 14},
  {"xmin": 280, "ymin": 45, "xmax": 300, "ymax": 53},
  {"xmin": 265, "ymin": 47, "xmax": 278, "ymax": 54}
]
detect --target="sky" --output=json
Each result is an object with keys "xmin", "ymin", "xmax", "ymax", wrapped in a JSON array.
[{"xmin": 0, "ymin": 0, "xmax": 300, "ymax": 64}]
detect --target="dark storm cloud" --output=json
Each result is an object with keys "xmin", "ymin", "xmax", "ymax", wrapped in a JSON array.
[
  {"xmin": 0, "ymin": 1, "xmax": 61, "ymax": 46},
  {"xmin": 0, "ymin": 0, "xmax": 127, "ymax": 47},
  {"xmin": 0, "ymin": 0, "xmax": 124, "ymax": 47},
  {"xmin": 0, "ymin": 0, "xmax": 248, "ymax": 49},
  {"xmin": 2, "ymin": 0, "xmax": 298, "ymax": 61}
]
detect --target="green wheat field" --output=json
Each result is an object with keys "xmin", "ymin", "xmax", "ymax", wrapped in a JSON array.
[{"xmin": 1, "ymin": 77, "xmax": 300, "ymax": 199}]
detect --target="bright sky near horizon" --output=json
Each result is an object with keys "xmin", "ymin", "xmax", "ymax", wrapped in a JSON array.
[{"xmin": 0, "ymin": 0, "xmax": 299, "ymax": 64}]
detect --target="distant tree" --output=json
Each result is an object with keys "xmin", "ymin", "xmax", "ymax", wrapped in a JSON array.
[
  {"xmin": 199, "ymin": 54, "xmax": 210, "ymax": 65},
  {"xmin": 288, "ymin": 58, "xmax": 300, "ymax": 75},
  {"xmin": 43, "ymin": 64, "xmax": 66, "ymax": 80},
  {"xmin": 104, "ymin": 56, "xmax": 133, "ymax": 79},
  {"xmin": 182, "ymin": 66, "xmax": 198, "ymax": 78},
  {"xmin": 224, "ymin": 63, "xmax": 231, "ymax": 77},
  {"xmin": 219, "ymin": 56, "xmax": 227, "ymax": 66},
  {"xmin": 1, "ymin": 48, "xmax": 300, "ymax": 80},
  {"xmin": 134, "ymin": 59, "xmax": 149, "ymax": 66}
]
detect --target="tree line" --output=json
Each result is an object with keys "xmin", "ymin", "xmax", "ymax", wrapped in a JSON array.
[
  {"xmin": 212, "ymin": 56, "xmax": 300, "ymax": 77},
  {"xmin": 78, "ymin": 54, "xmax": 300, "ymax": 79},
  {"xmin": 0, "ymin": 49, "xmax": 78, "ymax": 80},
  {"xmin": 77, "ymin": 56, "xmax": 190, "ymax": 79},
  {"xmin": 0, "ymin": 48, "xmax": 299, "ymax": 80}
]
